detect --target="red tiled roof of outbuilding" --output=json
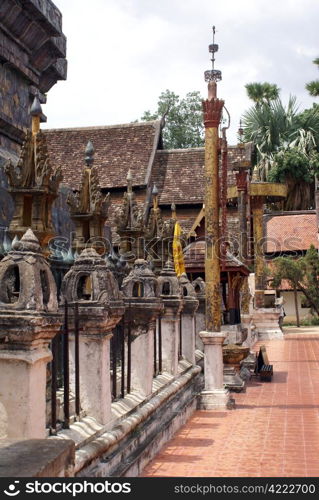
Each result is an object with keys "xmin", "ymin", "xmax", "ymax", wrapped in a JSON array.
[{"xmin": 265, "ymin": 212, "xmax": 318, "ymax": 253}]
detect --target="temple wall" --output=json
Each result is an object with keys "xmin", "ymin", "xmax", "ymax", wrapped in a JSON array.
[{"xmin": 0, "ymin": 0, "xmax": 67, "ymax": 162}]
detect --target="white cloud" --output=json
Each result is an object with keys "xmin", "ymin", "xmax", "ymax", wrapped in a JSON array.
[{"xmin": 45, "ymin": 0, "xmax": 319, "ymax": 143}]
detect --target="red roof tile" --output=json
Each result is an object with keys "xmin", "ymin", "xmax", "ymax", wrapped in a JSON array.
[
  {"xmin": 151, "ymin": 144, "xmax": 251, "ymax": 205},
  {"xmin": 265, "ymin": 212, "xmax": 318, "ymax": 253},
  {"xmin": 44, "ymin": 121, "xmax": 161, "ymax": 190}
]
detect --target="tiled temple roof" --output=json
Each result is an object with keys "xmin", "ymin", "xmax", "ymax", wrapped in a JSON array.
[
  {"xmin": 44, "ymin": 120, "xmax": 162, "ymax": 190},
  {"xmin": 150, "ymin": 144, "xmax": 251, "ymax": 205}
]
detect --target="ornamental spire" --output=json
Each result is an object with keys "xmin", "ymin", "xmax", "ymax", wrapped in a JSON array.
[{"xmin": 204, "ymin": 26, "xmax": 222, "ymax": 100}]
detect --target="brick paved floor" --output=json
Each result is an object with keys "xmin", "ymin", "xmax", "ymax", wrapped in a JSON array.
[{"xmin": 142, "ymin": 329, "xmax": 319, "ymax": 477}]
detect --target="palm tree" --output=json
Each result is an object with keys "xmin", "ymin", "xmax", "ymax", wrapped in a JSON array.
[
  {"xmin": 306, "ymin": 58, "xmax": 319, "ymax": 97},
  {"xmin": 242, "ymin": 96, "xmax": 319, "ymax": 210},
  {"xmin": 245, "ymin": 82, "xmax": 280, "ymax": 106}
]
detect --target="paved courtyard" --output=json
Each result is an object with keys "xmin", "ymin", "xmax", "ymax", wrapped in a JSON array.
[{"xmin": 142, "ymin": 328, "xmax": 319, "ymax": 477}]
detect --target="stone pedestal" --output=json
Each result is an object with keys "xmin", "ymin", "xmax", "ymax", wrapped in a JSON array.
[
  {"xmin": 67, "ymin": 301, "xmax": 124, "ymax": 425},
  {"xmin": 0, "ymin": 314, "xmax": 60, "ymax": 439},
  {"xmin": 198, "ymin": 331, "xmax": 230, "ymax": 410},
  {"xmin": 130, "ymin": 322, "xmax": 155, "ymax": 396},
  {"xmin": 160, "ymin": 299, "xmax": 182, "ymax": 375},
  {"xmin": 181, "ymin": 298, "xmax": 198, "ymax": 365},
  {"xmin": 157, "ymin": 260, "xmax": 183, "ymax": 375},
  {"xmin": 0, "ymin": 347, "xmax": 51, "ymax": 439},
  {"xmin": 252, "ymin": 308, "xmax": 283, "ymax": 339},
  {"xmin": 192, "ymin": 277, "xmax": 206, "ymax": 352},
  {"xmin": 68, "ymin": 310, "xmax": 117, "ymax": 426},
  {"xmin": 126, "ymin": 299, "xmax": 162, "ymax": 397},
  {"xmin": 195, "ymin": 299, "xmax": 205, "ymax": 351},
  {"xmin": 0, "ymin": 230, "xmax": 61, "ymax": 439},
  {"xmin": 121, "ymin": 260, "xmax": 162, "ymax": 397}
]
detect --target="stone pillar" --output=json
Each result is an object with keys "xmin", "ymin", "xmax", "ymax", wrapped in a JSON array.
[
  {"xmin": 0, "ymin": 229, "xmax": 61, "ymax": 438},
  {"xmin": 157, "ymin": 260, "xmax": 182, "ymax": 375},
  {"xmin": 181, "ymin": 298, "xmax": 198, "ymax": 364},
  {"xmin": 179, "ymin": 274, "xmax": 198, "ymax": 365},
  {"xmin": 0, "ymin": 319, "xmax": 58, "ymax": 439},
  {"xmin": 160, "ymin": 299, "xmax": 182, "ymax": 375},
  {"xmin": 130, "ymin": 318, "xmax": 156, "ymax": 396},
  {"xmin": 193, "ymin": 277, "xmax": 206, "ymax": 352},
  {"xmin": 61, "ymin": 248, "xmax": 124, "ymax": 425},
  {"xmin": 198, "ymin": 331, "xmax": 229, "ymax": 409},
  {"xmin": 199, "ymin": 52, "xmax": 230, "ymax": 409},
  {"xmin": 122, "ymin": 259, "xmax": 162, "ymax": 397},
  {"xmin": 68, "ymin": 312, "xmax": 116, "ymax": 425}
]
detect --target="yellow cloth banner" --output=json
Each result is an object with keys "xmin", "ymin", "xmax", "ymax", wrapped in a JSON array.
[{"xmin": 173, "ymin": 221, "xmax": 186, "ymax": 277}]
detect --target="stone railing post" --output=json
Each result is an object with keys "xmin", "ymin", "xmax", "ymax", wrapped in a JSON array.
[
  {"xmin": 122, "ymin": 259, "xmax": 162, "ymax": 397},
  {"xmin": 157, "ymin": 261, "xmax": 182, "ymax": 375},
  {"xmin": 0, "ymin": 230, "xmax": 61, "ymax": 438},
  {"xmin": 61, "ymin": 248, "xmax": 124, "ymax": 425},
  {"xmin": 179, "ymin": 274, "xmax": 198, "ymax": 365},
  {"xmin": 192, "ymin": 277, "xmax": 206, "ymax": 351},
  {"xmin": 198, "ymin": 331, "xmax": 229, "ymax": 409}
]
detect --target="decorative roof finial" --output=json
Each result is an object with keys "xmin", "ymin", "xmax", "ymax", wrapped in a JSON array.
[
  {"xmin": 127, "ymin": 168, "xmax": 133, "ymax": 194},
  {"xmin": 171, "ymin": 202, "xmax": 177, "ymax": 220},
  {"xmin": 152, "ymin": 184, "xmax": 159, "ymax": 209},
  {"xmin": 85, "ymin": 140, "xmax": 94, "ymax": 167},
  {"xmin": 30, "ymin": 95, "xmax": 42, "ymax": 116},
  {"xmin": 30, "ymin": 94, "xmax": 42, "ymax": 135},
  {"xmin": 204, "ymin": 26, "xmax": 222, "ymax": 84}
]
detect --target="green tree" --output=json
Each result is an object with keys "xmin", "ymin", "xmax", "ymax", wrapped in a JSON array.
[
  {"xmin": 245, "ymin": 82, "xmax": 280, "ymax": 106},
  {"xmin": 270, "ymin": 245, "xmax": 319, "ymax": 323},
  {"xmin": 306, "ymin": 57, "xmax": 319, "ymax": 97},
  {"xmin": 242, "ymin": 90, "xmax": 319, "ymax": 209},
  {"xmin": 140, "ymin": 90, "xmax": 204, "ymax": 149}
]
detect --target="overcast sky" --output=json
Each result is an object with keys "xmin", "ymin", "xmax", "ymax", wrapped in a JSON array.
[{"xmin": 44, "ymin": 0, "xmax": 319, "ymax": 144}]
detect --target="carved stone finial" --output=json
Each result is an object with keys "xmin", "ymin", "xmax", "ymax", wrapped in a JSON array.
[
  {"xmin": 158, "ymin": 259, "xmax": 181, "ymax": 298},
  {"xmin": 61, "ymin": 247, "xmax": 122, "ymax": 305},
  {"xmin": 0, "ymin": 229, "xmax": 57, "ymax": 312},
  {"xmin": 30, "ymin": 95, "xmax": 42, "ymax": 116},
  {"xmin": 85, "ymin": 140, "xmax": 94, "ymax": 167},
  {"xmin": 18, "ymin": 228, "xmax": 41, "ymax": 253},
  {"xmin": 121, "ymin": 259, "xmax": 158, "ymax": 298},
  {"xmin": 127, "ymin": 169, "xmax": 132, "ymax": 182}
]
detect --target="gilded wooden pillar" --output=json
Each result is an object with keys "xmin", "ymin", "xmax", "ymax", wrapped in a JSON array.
[
  {"xmin": 203, "ymin": 82, "xmax": 224, "ymax": 332},
  {"xmin": 251, "ymin": 197, "xmax": 264, "ymax": 308}
]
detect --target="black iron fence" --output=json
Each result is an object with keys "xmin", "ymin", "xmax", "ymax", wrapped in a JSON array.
[
  {"xmin": 110, "ymin": 317, "xmax": 131, "ymax": 401},
  {"xmin": 154, "ymin": 316, "xmax": 162, "ymax": 377},
  {"xmin": 49, "ymin": 301, "xmax": 81, "ymax": 434},
  {"xmin": 48, "ymin": 302, "xmax": 166, "ymax": 431},
  {"xmin": 179, "ymin": 311, "xmax": 183, "ymax": 360}
]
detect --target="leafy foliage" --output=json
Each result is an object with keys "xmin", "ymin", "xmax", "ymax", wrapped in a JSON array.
[
  {"xmin": 306, "ymin": 57, "xmax": 319, "ymax": 97},
  {"xmin": 140, "ymin": 89, "xmax": 204, "ymax": 149},
  {"xmin": 270, "ymin": 245, "xmax": 319, "ymax": 316},
  {"xmin": 242, "ymin": 84, "xmax": 319, "ymax": 209},
  {"xmin": 245, "ymin": 82, "xmax": 280, "ymax": 106}
]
